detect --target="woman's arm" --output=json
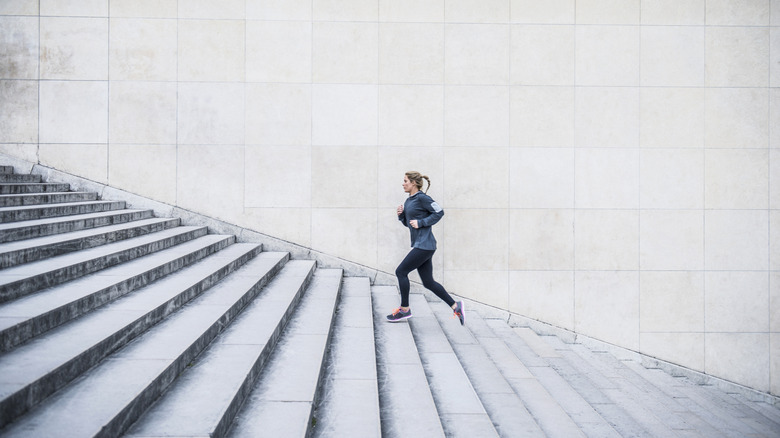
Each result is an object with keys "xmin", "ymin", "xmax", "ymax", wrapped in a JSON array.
[
  {"xmin": 417, "ymin": 195, "xmax": 444, "ymax": 228},
  {"xmin": 397, "ymin": 204, "xmax": 408, "ymax": 226}
]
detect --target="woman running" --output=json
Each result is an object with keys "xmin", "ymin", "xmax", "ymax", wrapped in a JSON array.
[{"xmin": 387, "ymin": 171, "xmax": 465, "ymax": 325}]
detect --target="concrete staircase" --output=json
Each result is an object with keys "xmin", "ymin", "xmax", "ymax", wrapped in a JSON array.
[{"xmin": 0, "ymin": 164, "xmax": 778, "ymax": 437}]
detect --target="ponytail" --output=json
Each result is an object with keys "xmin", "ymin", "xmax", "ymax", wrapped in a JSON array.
[
  {"xmin": 421, "ymin": 175, "xmax": 431, "ymax": 194},
  {"xmin": 405, "ymin": 171, "xmax": 431, "ymax": 193}
]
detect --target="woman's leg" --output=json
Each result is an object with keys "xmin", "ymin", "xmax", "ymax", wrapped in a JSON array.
[
  {"xmin": 395, "ymin": 248, "xmax": 431, "ymax": 308},
  {"xmin": 416, "ymin": 254, "xmax": 456, "ymax": 307}
]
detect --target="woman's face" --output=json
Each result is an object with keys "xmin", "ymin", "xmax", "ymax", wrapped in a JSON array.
[{"xmin": 402, "ymin": 176, "xmax": 416, "ymax": 193}]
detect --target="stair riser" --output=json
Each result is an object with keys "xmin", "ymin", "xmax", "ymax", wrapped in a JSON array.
[
  {"xmin": 213, "ymin": 266, "xmax": 316, "ymax": 438},
  {"xmin": 0, "ymin": 227, "xmax": 210, "ymax": 304},
  {"xmin": 0, "ymin": 236, "xmax": 239, "ymax": 352},
  {"xmin": 0, "ymin": 167, "xmax": 13, "ymax": 174},
  {"xmin": 0, "ymin": 175, "xmax": 41, "ymax": 183},
  {"xmin": 0, "ymin": 244, "xmax": 271, "ymax": 429},
  {"xmin": 0, "ymin": 219, "xmax": 181, "ymax": 269},
  {"xmin": 95, "ymin": 256, "xmax": 292, "ymax": 438},
  {"xmin": 0, "ymin": 210, "xmax": 155, "ymax": 243},
  {"xmin": 0, "ymin": 201, "xmax": 126, "ymax": 223},
  {"xmin": 0, "ymin": 193, "xmax": 97, "ymax": 208},
  {"xmin": 0, "ymin": 184, "xmax": 71, "ymax": 194}
]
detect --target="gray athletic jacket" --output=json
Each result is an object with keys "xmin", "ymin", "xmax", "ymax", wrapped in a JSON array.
[{"xmin": 398, "ymin": 192, "xmax": 444, "ymax": 250}]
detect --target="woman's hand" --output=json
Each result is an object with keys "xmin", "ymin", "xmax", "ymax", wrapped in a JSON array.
[
  {"xmin": 397, "ymin": 205, "xmax": 404, "ymax": 216},
  {"xmin": 409, "ymin": 220, "xmax": 419, "ymax": 229}
]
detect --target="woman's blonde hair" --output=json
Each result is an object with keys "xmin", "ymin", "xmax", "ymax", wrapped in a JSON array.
[{"xmin": 405, "ymin": 171, "xmax": 431, "ymax": 194}]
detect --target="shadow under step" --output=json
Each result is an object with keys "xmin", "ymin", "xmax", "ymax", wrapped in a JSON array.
[
  {"xmin": 0, "ymin": 200, "xmax": 127, "ymax": 223},
  {"xmin": 0, "ymin": 225, "xmax": 209, "ymax": 303},
  {"xmin": 313, "ymin": 277, "xmax": 381, "ymax": 438},
  {"xmin": 371, "ymin": 286, "xmax": 445, "ymax": 438},
  {"xmin": 0, "ymin": 183, "xmax": 71, "ymax": 194},
  {"xmin": 0, "ymin": 217, "xmax": 180, "ymax": 268},
  {"xmin": 0, "ymin": 208, "xmax": 155, "ymax": 243},
  {"xmin": 0, "ymin": 234, "xmax": 237, "ymax": 352},
  {"xmin": 0, "ymin": 251, "xmax": 289, "ymax": 437}
]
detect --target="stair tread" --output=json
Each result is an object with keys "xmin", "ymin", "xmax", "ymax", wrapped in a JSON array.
[
  {"xmin": 0, "ymin": 183, "xmax": 70, "ymax": 194},
  {"xmin": 0, "ymin": 199, "xmax": 120, "ymax": 213},
  {"xmin": 313, "ymin": 277, "xmax": 381, "ymax": 438},
  {"xmin": 126, "ymin": 262, "xmax": 326, "ymax": 438},
  {"xmin": 0, "ymin": 192, "xmax": 96, "ymax": 206},
  {"xmin": 605, "ymin": 348, "xmax": 780, "ymax": 436},
  {"xmin": 0, "ymin": 208, "xmax": 151, "ymax": 231},
  {"xmin": 212, "ymin": 269, "xmax": 341, "ymax": 438},
  {"xmin": 505, "ymin": 328, "xmax": 623, "ymax": 437},
  {"xmin": 0, "ymin": 191, "xmax": 88, "ymax": 197},
  {"xmin": 0, "ymin": 252, "xmax": 291, "ymax": 437},
  {"xmin": 0, "ymin": 225, "xmax": 207, "ymax": 288},
  {"xmin": 619, "ymin": 361, "xmax": 751, "ymax": 437},
  {"xmin": 429, "ymin": 301, "xmax": 546, "ymax": 438},
  {"xmin": 407, "ymin": 295, "xmax": 499, "ymax": 438},
  {"xmin": 371, "ymin": 286, "xmax": 445, "ymax": 438},
  {"xmin": 0, "ymin": 217, "xmax": 177, "ymax": 259},
  {"xmin": 484, "ymin": 319, "xmax": 588, "ymax": 437},
  {"xmin": 569, "ymin": 342, "xmax": 706, "ymax": 436},
  {"xmin": 0, "ymin": 244, "xmax": 268, "ymax": 397},
  {"xmin": 0, "ymin": 235, "xmax": 241, "ymax": 349}
]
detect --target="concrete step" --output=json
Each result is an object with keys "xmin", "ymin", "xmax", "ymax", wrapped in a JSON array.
[
  {"xmin": 484, "ymin": 319, "xmax": 588, "ymax": 438},
  {"xmin": 619, "ymin": 359, "xmax": 750, "ymax": 438},
  {"xmin": 371, "ymin": 286, "xmax": 446, "ymax": 438},
  {"xmin": 125, "ymin": 261, "xmax": 323, "ymax": 438},
  {"xmin": 538, "ymin": 336, "xmax": 648, "ymax": 438},
  {"xmin": 0, "ymin": 243, "xmax": 271, "ymax": 429},
  {"xmin": 0, "ymin": 225, "xmax": 209, "ymax": 303},
  {"xmin": 0, "ymin": 183, "xmax": 71, "ymax": 194},
  {"xmin": 222, "ymin": 268, "xmax": 341, "ymax": 438},
  {"xmin": 0, "ymin": 208, "xmax": 155, "ymax": 243},
  {"xmin": 0, "ymin": 199, "xmax": 127, "ymax": 223},
  {"xmin": 0, "ymin": 234, "xmax": 237, "ymax": 352},
  {"xmin": 0, "ymin": 174, "xmax": 41, "ymax": 183},
  {"xmin": 407, "ymin": 294, "xmax": 499, "ymax": 438},
  {"xmin": 429, "ymin": 300, "xmax": 546, "ymax": 438},
  {"xmin": 0, "ymin": 251, "xmax": 292, "ymax": 437},
  {"xmin": 0, "ymin": 217, "xmax": 181, "ymax": 268},
  {"xmin": 562, "ymin": 336, "xmax": 780, "ymax": 437},
  {"xmin": 313, "ymin": 277, "xmax": 381, "ymax": 438},
  {"xmin": 508, "ymin": 327, "xmax": 622, "ymax": 438},
  {"xmin": 568, "ymin": 342, "xmax": 704, "ymax": 437},
  {"xmin": 0, "ymin": 191, "xmax": 97, "ymax": 207}
]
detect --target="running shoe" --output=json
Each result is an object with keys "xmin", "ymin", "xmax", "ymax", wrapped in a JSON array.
[
  {"xmin": 453, "ymin": 301, "xmax": 465, "ymax": 325},
  {"xmin": 387, "ymin": 307, "xmax": 412, "ymax": 322}
]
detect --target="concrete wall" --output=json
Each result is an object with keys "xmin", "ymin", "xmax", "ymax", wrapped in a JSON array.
[{"xmin": 0, "ymin": 0, "xmax": 778, "ymax": 397}]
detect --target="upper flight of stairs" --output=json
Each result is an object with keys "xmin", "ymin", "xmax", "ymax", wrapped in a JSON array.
[{"xmin": 0, "ymin": 164, "xmax": 779, "ymax": 437}]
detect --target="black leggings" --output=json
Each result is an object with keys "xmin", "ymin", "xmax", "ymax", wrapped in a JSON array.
[{"xmin": 396, "ymin": 248, "xmax": 455, "ymax": 308}]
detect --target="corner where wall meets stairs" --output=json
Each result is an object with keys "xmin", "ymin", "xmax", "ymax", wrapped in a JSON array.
[{"xmin": 0, "ymin": 156, "xmax": 778, "ymax": 437}]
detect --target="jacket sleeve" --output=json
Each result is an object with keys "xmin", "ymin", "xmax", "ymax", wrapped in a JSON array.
[
  {"xmin": 398, "ymin": 209, "xmax": 408, "ymax": 226},
  {"xmin": 417, "ymin": 195, "xmax": 444, "ymax": 228}
]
